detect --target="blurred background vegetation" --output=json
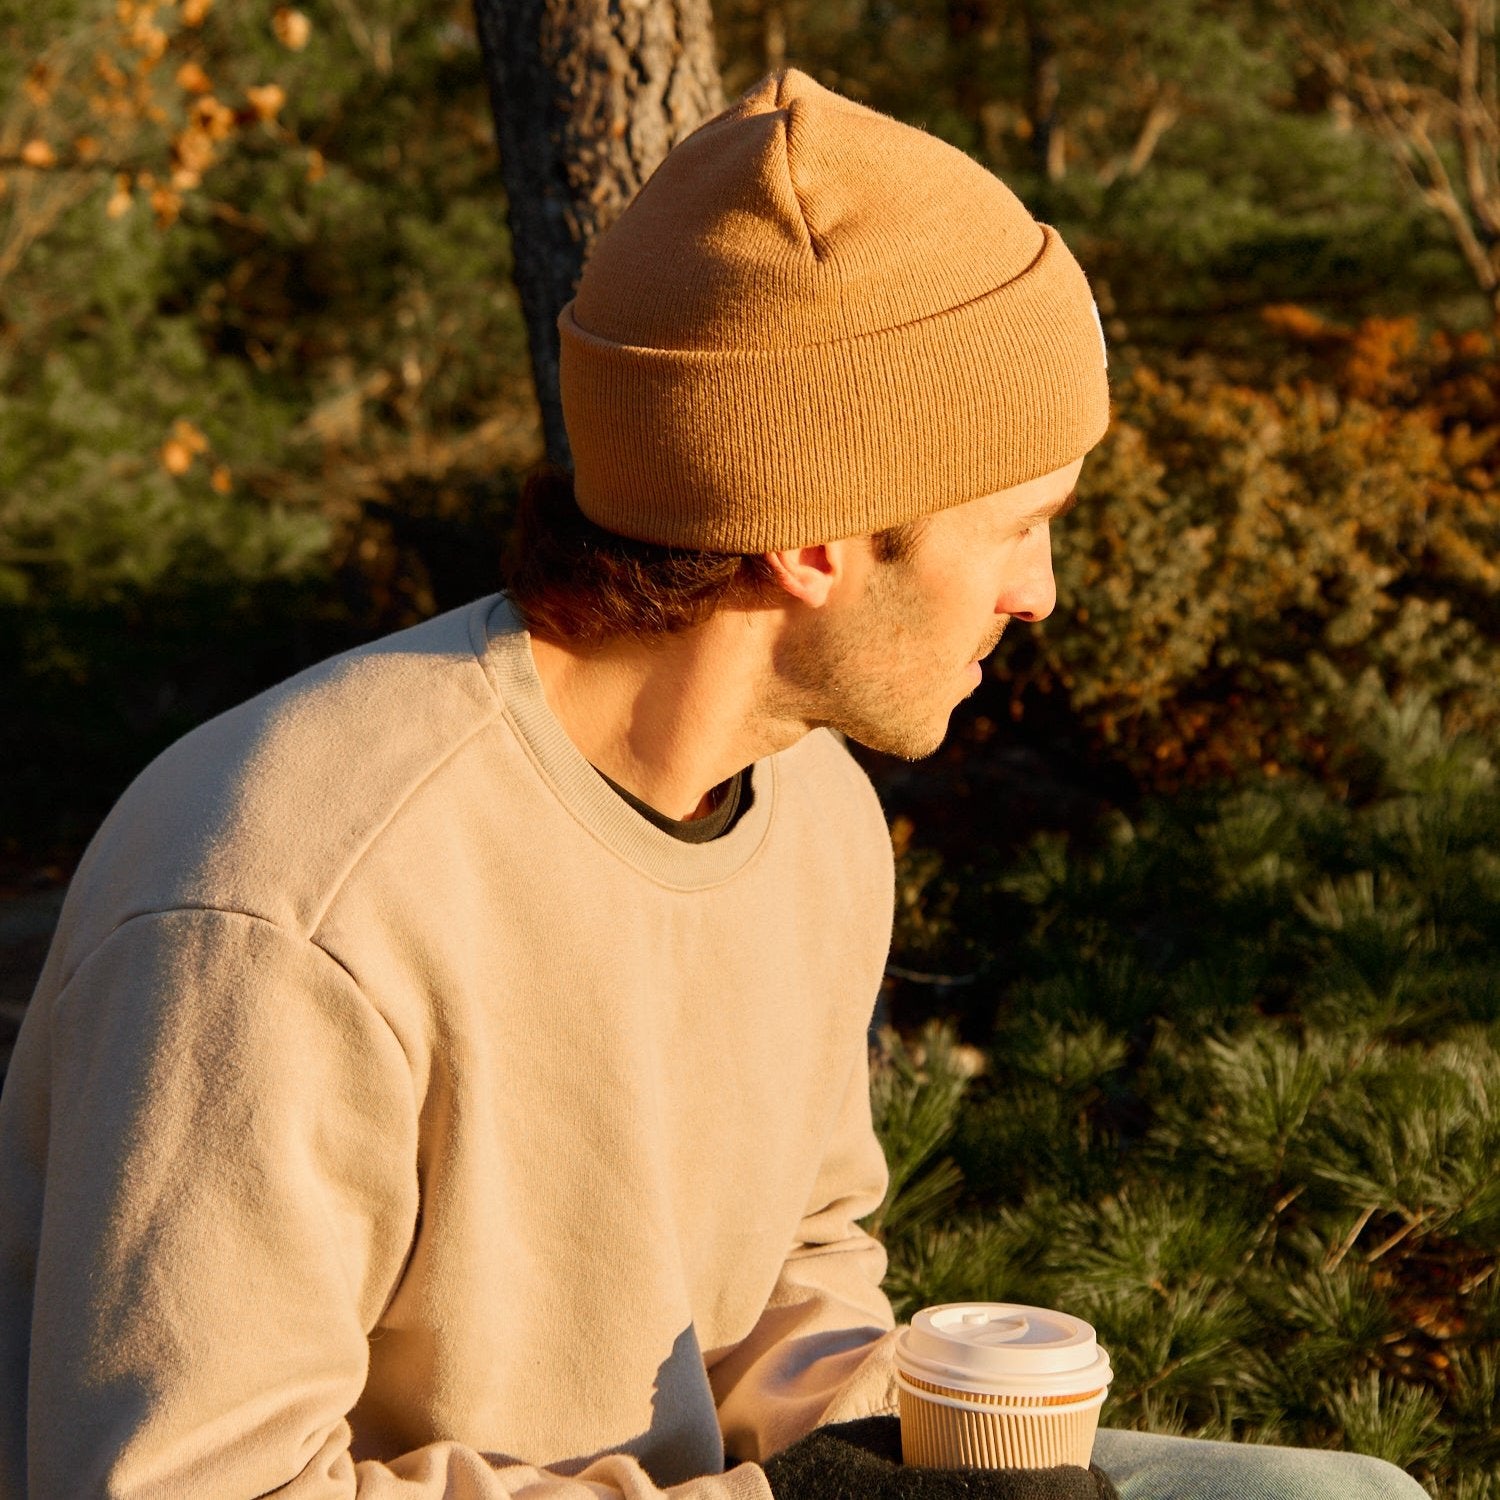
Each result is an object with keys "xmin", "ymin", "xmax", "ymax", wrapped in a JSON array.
[{"xmin": 2, "ymin": 0, "xmax": 1498, "ymax": 1493}]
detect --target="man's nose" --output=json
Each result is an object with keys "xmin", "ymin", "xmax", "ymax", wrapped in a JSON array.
[{"xmin": 1001, "ymin": 535, "xmax": 1057, "ymax": 623}]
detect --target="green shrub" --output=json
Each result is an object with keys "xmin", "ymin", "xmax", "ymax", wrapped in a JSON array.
[
  {"xmin": 874, "ymin": 693, "xmax": 1500, "ymax": 1495},
  {"xmin": 0, "ymin": 0, "xmax": 537, "ymax": 859},
  {"xmin": 1012, "ymin": 314, "xmax": 1500, "ymax": 792}
]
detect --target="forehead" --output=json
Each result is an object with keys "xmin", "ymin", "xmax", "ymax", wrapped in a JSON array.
[{"xmin": 939, "ymin": 457, "xmax": 1085, "ymax": 533}]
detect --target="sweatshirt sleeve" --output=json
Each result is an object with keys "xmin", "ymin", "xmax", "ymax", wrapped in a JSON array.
[
  {"xmin": 708, "ymin": 1038, "xmax": 900, "ymax": 1466},
  {"xmin": 15, "ymin": 908, "xmax": 769, "ymax": 1500}
]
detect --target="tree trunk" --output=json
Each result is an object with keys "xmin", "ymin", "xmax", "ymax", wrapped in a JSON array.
[{"xmin": 472, "ymin": 0, "xmax": 725, "ymax": 468}]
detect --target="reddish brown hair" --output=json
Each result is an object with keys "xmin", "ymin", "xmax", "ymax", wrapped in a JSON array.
[{"xmin": 504, "ymin": 467, "xmax": 925, "ymax": 646}]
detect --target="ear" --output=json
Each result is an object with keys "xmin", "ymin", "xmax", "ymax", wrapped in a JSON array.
[{"xmin": 762, "ymin": 540, "xmax": 856, "ymax": 609}]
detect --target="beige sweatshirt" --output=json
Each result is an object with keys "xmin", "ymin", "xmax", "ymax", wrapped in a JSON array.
[{"xmin": 0, "ymin": 595, "xmax": 900, "ymax": 1499}]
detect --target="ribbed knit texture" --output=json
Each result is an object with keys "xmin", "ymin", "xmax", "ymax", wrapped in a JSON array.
[{"xmin": 558, "ymin": 69, "xmax": 1110, "ymax": 550}]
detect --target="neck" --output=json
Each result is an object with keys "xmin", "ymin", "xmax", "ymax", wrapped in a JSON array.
[{"xmin": 527, "ymin": 609, "xmax": 811, "ymax": 822}]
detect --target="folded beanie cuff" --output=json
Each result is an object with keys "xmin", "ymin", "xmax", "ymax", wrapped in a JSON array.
[{"xmin": 559, "ymin": 224, "xmax": 1110, "ymax": 553}]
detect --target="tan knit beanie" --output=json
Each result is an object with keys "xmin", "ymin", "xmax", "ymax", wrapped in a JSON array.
[{"xmin": 557, "ymin": 69, "xmax": 1109, "ymax": 552}]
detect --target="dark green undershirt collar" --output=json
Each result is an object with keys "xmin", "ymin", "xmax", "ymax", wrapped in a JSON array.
[{"xmin": 594, "ymin": 766, "xmax": 749, "ymax": 843}]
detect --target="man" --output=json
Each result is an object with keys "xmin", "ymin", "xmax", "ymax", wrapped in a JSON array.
[{"xmin": 0, "ymin": 70, "xmax": 1425, "ymax": 1500}]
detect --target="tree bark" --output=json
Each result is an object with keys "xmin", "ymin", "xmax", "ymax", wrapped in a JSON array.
[{"xmin": 472, "ymin": 0, "xmax": 725, "ymax": 468}]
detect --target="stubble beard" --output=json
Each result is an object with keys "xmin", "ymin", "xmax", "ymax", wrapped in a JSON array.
[{"xmin": 771, "ymin": 583, "xmax": 1008, "ymax": 763}]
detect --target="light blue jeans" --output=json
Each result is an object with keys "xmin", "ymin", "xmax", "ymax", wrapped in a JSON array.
[{"xmin": 1093, "ymin": 1428, "xmax": 1431, "ymax": 1499}]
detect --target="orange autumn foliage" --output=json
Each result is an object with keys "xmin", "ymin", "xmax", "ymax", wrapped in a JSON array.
[
  {"xmin": 3, "ymin": 0, "xmax": 307, "ymax": 255},
  {"xmin": 1020, "ymin": 311, "xmax": 1500, "ymax": 789}
]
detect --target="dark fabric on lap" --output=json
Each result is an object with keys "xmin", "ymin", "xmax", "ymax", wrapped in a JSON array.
[{"xmin": 759, "ymin": 1416, "xmax": 1121, "ymax": 1500}]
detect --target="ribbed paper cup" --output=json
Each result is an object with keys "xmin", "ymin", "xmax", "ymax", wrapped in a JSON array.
[{"xmin": 896, "ymin": 1303, "xmax": 1111, "ymax": 1470}]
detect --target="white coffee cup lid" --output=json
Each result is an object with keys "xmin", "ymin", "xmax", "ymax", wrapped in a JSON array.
[{"xmin": 896, "ymin": 1303, "xmax": 1111, "ymax": 1397}]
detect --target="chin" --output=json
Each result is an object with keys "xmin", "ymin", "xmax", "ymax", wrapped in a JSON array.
[{"xmin": 840, "ymin": 715, "xmax": 951, "ymax": 762}]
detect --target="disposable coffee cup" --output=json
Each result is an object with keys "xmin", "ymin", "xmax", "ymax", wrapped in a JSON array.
[{"xmin": 895, "ymin": 1303, "xmax": 1112, "ymax": 1470}]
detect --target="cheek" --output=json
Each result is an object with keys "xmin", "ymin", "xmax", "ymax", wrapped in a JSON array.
[{"xmin": 964, "ymin": 556, "xmax": 1013, "ymax": 615}]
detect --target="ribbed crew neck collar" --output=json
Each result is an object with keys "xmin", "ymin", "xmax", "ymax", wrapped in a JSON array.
[{"xmin": 477, "ymin": 595, "xmax": 775, "ymax": 890}]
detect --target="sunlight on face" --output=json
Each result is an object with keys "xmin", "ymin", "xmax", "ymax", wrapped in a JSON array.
[{"xmin": 777, "ymin": 459, "xmax": 1085, "ymax": 759}]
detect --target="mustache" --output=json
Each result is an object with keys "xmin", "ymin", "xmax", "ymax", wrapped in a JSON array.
[{"xmin": 976, "ymin": 617, "xmax": 1010, "ymax": 660}]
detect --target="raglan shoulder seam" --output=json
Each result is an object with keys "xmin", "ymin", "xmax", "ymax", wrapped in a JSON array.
[
  {"xmin": 50, "ymin": 904, "xmax": 411, "ymax": 1071},
  {"xmin": 300, "ymin": 706, "xmax": 503, "ymax": 935}
]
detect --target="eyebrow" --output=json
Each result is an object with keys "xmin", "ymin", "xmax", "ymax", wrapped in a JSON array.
[{"xmin": 1021, "ymin": 486, "xmax": 1081, "ymax": 526}]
